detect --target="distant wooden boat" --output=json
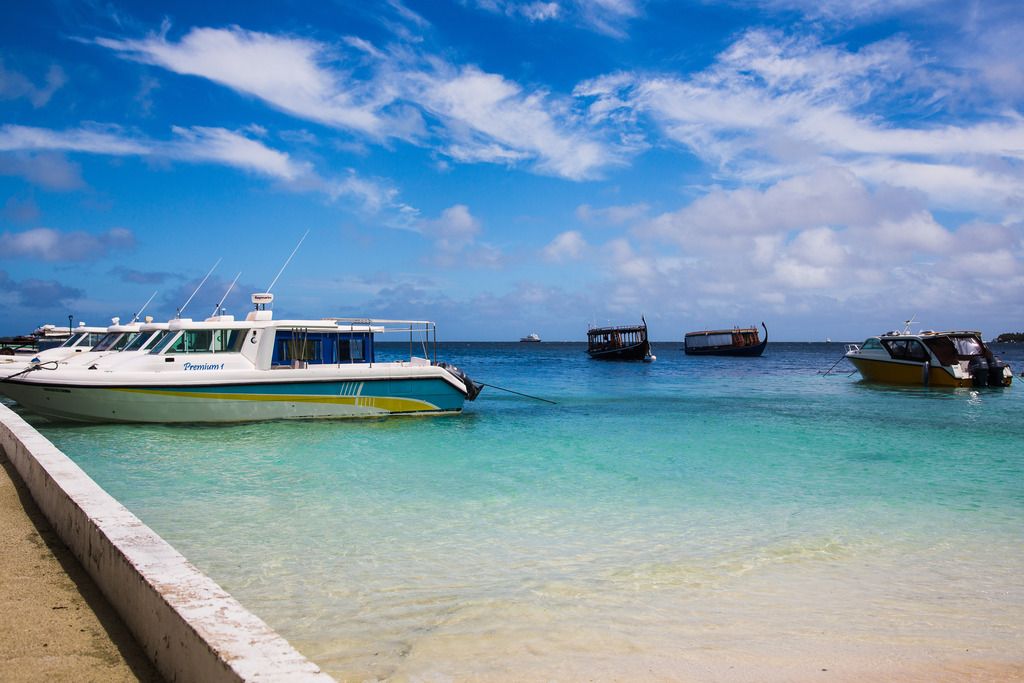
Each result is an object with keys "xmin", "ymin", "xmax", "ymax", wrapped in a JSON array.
[
  {"xmin": 587, "ymin": 317, "xmax": 655, "ymax": 362},
  {"xmin": 684, "ymin": 322, "xmax": 767, "ymax": 357}
]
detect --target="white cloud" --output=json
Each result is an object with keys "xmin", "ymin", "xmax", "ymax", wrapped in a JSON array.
[
  {"xmin": 543, "ymin": 230, "xmax": 588, "ymax": 261},
  {"xmin": 577, "ymin": 29, "xmax": 1024, "ymax": 211},
  {"xmin": 0, "ymin": 124, "xmax": 416, "ymax": 220},
  {"xmin": 96, "ymin": 26, "xmax": 415, "ymax": 139},
  {"xmin": 95, "ymin": 25, "xmax": 625, "ymax": 180},
  {"xmin": 418, "ymin": 204, "xmax": 504, "ymax": 268},
  {"xmin": 168, "ymin": 125, "xmax": 309, "ymax": 180},
  {"xmin": 0, "ymin": 124, "xmax": 151, "ymax": 155},
  {"xmin": 408, "ymin": 65, "xmax": 619, "ymax": 180},
  {"xmin": 0, "ymin": 123, "xmax": 306, "ymax": 181},
  {"xmin": 0, "ymin": 227, "xmax": 135, "ymax": 262},
  {"xmin": 472, "ymin": 1, "xmax": 638, "ymax": 36}
]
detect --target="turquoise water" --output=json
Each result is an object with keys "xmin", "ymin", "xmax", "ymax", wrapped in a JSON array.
[{"xmin": 20, "ymin": 343, "xmax": 1024, "ymax": 680}]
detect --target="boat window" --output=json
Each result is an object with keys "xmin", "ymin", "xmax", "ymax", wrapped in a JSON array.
[
  {"xmin": 883, "ymin": 339, "xmax": 930, "ymax": 362},
  {"xmin": 338, "ymin": 337, "xmax": 365, "ymax": 363},
  {"xmin": 125, "ymin": 330, "xmax": 165, "ymax": 352},
  {"xmin": 90, "ymin": 333, "xmax": 124, "ymax": 352},
  {"xmin": 212, "ymin": 329, "xmax": 246, "ymax": 352},
  {"xmin": 949, "ymin": 336, "xmax": 983, "ymax": 357},
  {"xmin": 149, "ymin": 331, "xmax": 180, "ymax": 354},
  {"xmin": 861, "ymin": 338, "xmax": 882, "ymax": 350},
  {"xmin": 922, "ymin": 337, "xmax": 958, "ymax": 366},
  {"xmin": 59, "ymin": 333, "xmax": 86, "ymax": 348},
  {"xmin": 80, "ymin": 333, "xmax": 106, "ymax": 347},
  {"xmin": 163, "ymin": 329, "xmax": 247, "ymax": 354},
  {"xmin": 278, "ymin": 337, "xmax": 323, "ymax": 364},
  {"xmin": 686, "ymin": 333, "xmax": 733, "ymax": 349}
]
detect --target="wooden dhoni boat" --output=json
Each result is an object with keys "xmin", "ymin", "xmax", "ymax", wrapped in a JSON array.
[
  {"xmin": 684, "ymin": 322, "xmax": 767, "ymax": 356},
  {"xmin": 586, "ymin": 318, "xmax": 655, "ymax": 362}
]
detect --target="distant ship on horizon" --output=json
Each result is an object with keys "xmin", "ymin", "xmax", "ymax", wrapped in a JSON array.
[{"xmin": 520, "ymin": 333, "xmax": 541, "ymax": 342}]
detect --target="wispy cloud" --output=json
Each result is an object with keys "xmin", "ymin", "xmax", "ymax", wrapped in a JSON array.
[
  {"xmin": 576, "ymin": 29, "xmax": 1024, "ymax": 211},
  {"xmin": 92, "ymin": 24, "xmax": 627, "ymax": 180},
  {"xmin": 543, "ymin": 229, "xmax": 588, "ymax": 261},
  {"xmin": 0, "ymin": 123, "xmax": 414, "ymax": 218},
  {"xmin": 471, "ymin": 1, "xmax": 640, "ymax": 38},
  {"xmin": 0, "ymin": 227, "xmax": 135, "ymax": 262},
  {"xmin": 0, "ymin": 59, "xmax": 67, "ymax": 108},
  {"xmin": 408, "ymin": 64, "xmax": 622, "ymax": 179},
  {"xmin": 95, "ymin": 26, "xmax": 419, "ymax": 139}
]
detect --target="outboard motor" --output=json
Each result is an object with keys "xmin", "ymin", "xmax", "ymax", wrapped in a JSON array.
[
  {"xmin": 988, "ymin": 358, "xmax": 1010, "ymax": 387},
  {"xmin": 436, "ymin": 362, "xmax": 483, "ymax": 401},
  {"xmin": 968, "ymin": 356, "xmax": 989, "ymax": 388}
]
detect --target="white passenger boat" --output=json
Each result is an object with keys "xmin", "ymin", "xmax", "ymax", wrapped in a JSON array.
[
  {"xmin": 0, "ymin": 322, "xmax": 109, "ymax": 375},
  {"xmin": 0, "ymin": 294, "xmax": 481, "ymax": 423},
  {"xmin": 845, "ymin": 327, "xmax": 1012, "ymax": 388}
]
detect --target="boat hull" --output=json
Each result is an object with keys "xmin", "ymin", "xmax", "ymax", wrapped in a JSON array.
[
  {"xmin": 684, "ymin": 339, "xmax": 767, "ymax": 357},
  {"xmin": 846, "ymin": 356, "xmax": 969, "ymax": 387},
  {"xmin": 0, "ymin": 376, "xmax": 467, "ymax": 423},
  {"xmin": 586, "ymin": 341, "xmax": 652, "ymax": 361}
]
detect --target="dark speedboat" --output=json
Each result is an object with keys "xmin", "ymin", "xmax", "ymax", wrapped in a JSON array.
[
  {"xmin": 684, "ymin": 322, "xmax": 767, "ymax": 357},
  {"xmin": 587, "ymin": 317, "xmax": 655, "ymax": 362}
]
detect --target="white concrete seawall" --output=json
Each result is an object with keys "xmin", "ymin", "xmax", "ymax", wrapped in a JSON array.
[{"xmin": 0, "ymin": 402, "xmax": 334, "ymax": 683}]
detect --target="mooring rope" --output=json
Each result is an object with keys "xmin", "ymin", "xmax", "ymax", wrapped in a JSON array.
[
  {"xmin": 478, "ymin": 382, "xmax": 557, "ymax": 404},
  {"xmin": 0, "ymin": 360, "xmax": 59, "ymax": 383}
]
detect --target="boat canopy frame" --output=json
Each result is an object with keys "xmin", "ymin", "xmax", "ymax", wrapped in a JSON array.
[{"xmin": 323, "ymin": 318, "xmax": 439, "ymax": 365}]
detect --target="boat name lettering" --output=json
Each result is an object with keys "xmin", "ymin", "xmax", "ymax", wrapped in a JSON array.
[{"xmin": 183, "ymin": 362, "xmax": 225, "ymax": 371}]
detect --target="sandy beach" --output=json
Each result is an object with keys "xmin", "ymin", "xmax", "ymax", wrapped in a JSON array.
[{"xmin": 0, "ymin": 451, "xmax": 162, "ymax": 682}]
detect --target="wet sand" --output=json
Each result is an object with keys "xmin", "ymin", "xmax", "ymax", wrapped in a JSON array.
[{"xmin": 0, "ymin": 451, "xmax": 162, "ymax": 682}]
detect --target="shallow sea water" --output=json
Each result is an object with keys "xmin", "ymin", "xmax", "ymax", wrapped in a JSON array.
[{"xmin": 22, "ymin": 342, "xmax": 1024, "ymax": 681}]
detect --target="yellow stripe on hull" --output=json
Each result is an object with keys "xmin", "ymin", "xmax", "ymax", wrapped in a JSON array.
[
  {"xmin": 110, "ymin": 388, "xmax": 440, "ymax": 413},
  {"xmin": 848, "ymin": 357, "xmax": 967, "ymax": 387}
]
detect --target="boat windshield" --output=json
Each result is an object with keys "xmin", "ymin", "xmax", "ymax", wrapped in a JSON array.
[
  {"xmin": 949, "ymin": 335, "xmax": 983, "ymax": 357},
  {"xmin": 59, "ymin": 333, "xmax": 86, "ymax": 348},
  {"xmin": 125, "ymin": 329, "xmax": 167, "ymax": 352},
  {"xmin": 80, "ymin": 333, "xmax": 106, "ymax": 347},
  {"xmin": 860, "ymin": 338, "xmax": 882, "ymax": 350}
]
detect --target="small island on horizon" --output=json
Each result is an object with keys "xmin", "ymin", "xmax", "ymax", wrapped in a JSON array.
[{"xmin": 994, "ymin": 332, "xmax": 1024, "ymax": 343}]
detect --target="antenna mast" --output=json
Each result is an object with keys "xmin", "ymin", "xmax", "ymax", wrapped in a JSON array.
[
  {"xmin": 212, "ymin": 272, "xmax": 242, "ymax": 317},
  {"xmin": 130, "ymin": 290, "xmax": 158, "ymax": 323},
  {"xmin": 266, "ymin": 230, "xmax": 309, "ymax": 293},
  {"xmin": 177, "ymin": 258, "xmax": 221, "ymax": 318}
]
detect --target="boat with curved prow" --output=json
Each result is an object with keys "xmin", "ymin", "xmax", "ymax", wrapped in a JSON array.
[
  {"xmin": 845, "ymin": 326, "xmax": 1012, "ymax": 388},
  {"xmin": 587, "ymin": 317, "xmax": 655, "ymax": 362},
  {"xmin": 684, "ymin": 323, "xmax": 767, "ymax": 357}
]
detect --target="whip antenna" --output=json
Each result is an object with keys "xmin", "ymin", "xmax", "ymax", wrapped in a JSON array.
[
  {"xmin": 130, "ymin": 290, "xmax": 158, "ymax": 323},
  {"xmin": 177, "ymin": 258, "xmax": 221, "ymax": 318},
  {"xmin": 267, "ymin": 230, "xmax": 309, "ymax": 293},
  {"xmin": 212, "ymin": 272, "xmax": 242, "ymax": 317}
]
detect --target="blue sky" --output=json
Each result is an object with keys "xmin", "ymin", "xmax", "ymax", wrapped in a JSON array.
[{"xmin": 1, "ymin": 0, "xmax": 1022, "ymax": 340}]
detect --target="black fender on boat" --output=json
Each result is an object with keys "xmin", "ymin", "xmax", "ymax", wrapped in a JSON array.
[{"xmin": 436, "ymin": 362, "xmax": 483, "ymax": 401}]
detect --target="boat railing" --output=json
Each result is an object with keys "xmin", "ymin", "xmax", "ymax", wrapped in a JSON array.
[
  {"xmin": 845, "ymin": 343, "xmax": 861, "ymax": 354},
  {"xmin": 323, "ymin": 318, "xmax": 438, "ymax": 364}
]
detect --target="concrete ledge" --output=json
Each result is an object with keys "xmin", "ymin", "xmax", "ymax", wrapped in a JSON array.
[{"xmin": 0, "ymin": 403, "xmax": 334, "ymax": 683}]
